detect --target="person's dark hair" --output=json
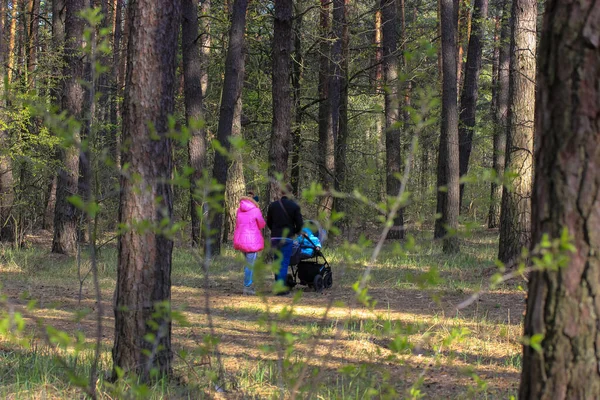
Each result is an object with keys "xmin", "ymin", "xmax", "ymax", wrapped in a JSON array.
[
  {"xmin": 247, "ymin": 189, "xmax": 259, "ymax": 202},
  {"xmin": 280, "ymin": 183, "xmax": 293, "ymax": 197}
]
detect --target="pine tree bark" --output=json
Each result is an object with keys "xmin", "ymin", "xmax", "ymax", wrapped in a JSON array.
[
  {"xmin": 26, "ymin": 0, "xmax": 39, "ymax": 88},
  {"xmin": 488, "ymin": 0, "xmax": 509, "ymax": 229},
  {"xmin": 519, "ymin": 0, "xmax": 600, "ymax": 396},
  {"xmin": 290, "ymin": 0, "xmax": 304, "ymax": 198},
  {"xmin": 316, "ymin": 0, "xmax": 334, "ymax": 212},
  {"xmin": 109, "ymin": 0, "xmax": 122, "ymax": 166},
  {"xmin": 200, "ymin": 0, "xmax": 210, "ymax": 96},
  {"xmin": 211, "ymin": 0, "xmax": 248, "ymax": 255},
  {"xmin": 224, "ymin": 94, "xmax": 245, "ymax": 243},
  {"xmin": 182, "ymin": 0, "xmax": 206, "ymax": 247},
  {"xmin": 434, "ymin": 0, "xmax": 460, "ymax": 253},
  {"xmin": 0, "ymin": 0, "xmax": 14, "ymax": 243},
  {"xmin": 457, "ymin": 0, "xmax": 488, "ymax": 208},
  {"xmin": 7, "ymin": 0, "xmax": 18, "ymax": 83},
  {"xmin": 52, "ymin": 0, "xmax": 85, "ymax": 255},
  {"xmin": 498, "ymin": 0, "xmax": 536, "ymax": 264},
  {"xmin": 333, "ymin": 0, "xmax": 348, "ymax": 220},
  {"xmin": 112, "ymin": 0, "xmax": 181, "ymax": 379},
  {"xmin": 381, "ymin": 0, "xmax": 404, "ymax": 240},
  {"xmin": 267, "ymin": 0, "xmax": 292, "ymax": 202}
]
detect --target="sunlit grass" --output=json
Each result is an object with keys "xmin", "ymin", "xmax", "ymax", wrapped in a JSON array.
[{"xmin": 0, "ymin": 228, "xmax": 524, "ymax": 399}]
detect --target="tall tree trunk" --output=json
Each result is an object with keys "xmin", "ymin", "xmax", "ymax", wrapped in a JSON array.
[
  {"xmin": 374, "ymin": 7, "xmax": 386, "ymax": 202},
  {"xmin": 224, "ymin": 94, "xmax": 245, "ymax": 243},
  {"xmin": 457, "ymin": 0, "xmax": 488, "ymax": 208},
  {"xmin": 200, "ymin": 0, "xmax": 210, "ymax": 96},
  {"xmin": 498, "ymin": 0, "xmax": 536, "ymax": 264},
  {"xmin": 381, "ymin": 0, "xmax": 404, "ymax": 240},
  {"xmin": 52, "ymin": 0, "xmax": 85, "ymax": 255},
  {"xmin": 400, "ymin": 0, "xmax": 411, "ymax": 131},
  {"xmin": 519, "ymin": 0, "xmax": 600, "ymax": 396},
  {"xmin": 182, "ymin": 0, "xmax": 206, "ymax": 247},
  {"xmin": 456, "ymin": 0, "xmax": 470, "ymax": 93},
  {"xmin": 290, "ymin": 1, "xmax": 304, "ymax": 198},
  {"xmin": 43, "ymin": 175, "xmax": 57, "ymax": 230},
  {"xmin": 210, "ymin": 0, "xmax": 248, "ymax": 256},
  {"xmin": 333, "ymin": 0, "xmax": 348, "ymax": 220},
  {"xmin": 488, "ymin": 2, "xmax": 509, "ymax": 229},
  {"xmin": 112, "ymin": 0, "xmax": 181, "ymax": 379},
  {"xmin": 0, "ymin": 0, "xmax": 14, "ymax": 243},
  {"xmin": 26, "ymin": 0, "xmax": 39, "ymax": 88},
  {"xmin": 45, "ymin": 0, "xmax": 65, "ymax": 234},
  {"xmin": 434, "ymin": 0, "xmax": 460, "ymax": 253},
  {"xmin": 109, "ymin": 0, "xmax": 122, "ymax": 166},
  {"xmin": 7, "ymin": 0, "xmax": 18, "ymax": 83},
  {"xmin": 316, "ymin": 0, "xmax": 333, "ymax": 213},
  {"xmin": 267, "ymin": 0, "xmax": 292, "ymax": 202}
]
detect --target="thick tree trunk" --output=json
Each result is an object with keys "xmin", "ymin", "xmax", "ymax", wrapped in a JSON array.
[
  {"xmin": 290, "ymin": 1, "xmax": 303, "ymax": 198},
  {"xmin": 488, "ymin": 1, "xmax": 509, "ymax": 229},
  {"xmin": 498, "ymin": 0, "xmax": 536, "ymax": 264},
  {"xmin": 434, "ymin": 0, "xmax": 460, "ymax": 253},
  {"xmin": 457, "ymin": 0, "xmax": 488, "ymax": 208},
  {"xmin": 519, "ymin": 0, "xmax": 600, "ymax": 397},
  {"xmin": 267, "ymin": 0, "xmax": 292, "ymax": 202},
  {"xmin": 317, "ymin": 0, "xmax": 333, "ymax": 213},
  {"xmin": 210, "ymin": 0, "xmax": 248, "ymax": 256},
  {"xmin": 182, "ymin": 0, "xmax": 206, "ymax": 247},
  {"xmin": 381, "ymin": 0, "xmax": 404, "ymax": 240},
  {"xmin": 112, "ymin": 0, "xmax": 181, "ymax": 379},
  {"xmin": 52, "ymin": 0, "xmax": 85, "ymax": 255},
  {"xmin": 224, "ymin": 94, "xmax": 245, "ymax": 243}
]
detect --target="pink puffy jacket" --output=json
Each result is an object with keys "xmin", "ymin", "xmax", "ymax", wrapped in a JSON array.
[{"xmin": 233, "ymin": 197, "xmax": 266, "ymax": 253}]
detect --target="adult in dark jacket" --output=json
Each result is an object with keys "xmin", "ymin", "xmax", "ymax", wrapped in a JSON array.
[{"xmin": 267, "ymin": 185, "xmax": 303, "ymax": 294}]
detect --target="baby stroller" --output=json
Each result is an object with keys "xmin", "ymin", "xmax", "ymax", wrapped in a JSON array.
[{"xmin": 286, "ymin": 221, "xmax": 332, "ymax": 292}]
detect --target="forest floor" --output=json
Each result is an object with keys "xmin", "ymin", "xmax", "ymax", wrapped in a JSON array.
[{"xmin": 0, "ymin": 228, "xmax": 525, "ymax": 399}]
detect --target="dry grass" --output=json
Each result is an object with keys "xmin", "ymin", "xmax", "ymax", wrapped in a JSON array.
[{"xmin": 0, "ymin": 228, "xmax": 525, "ymax": 399}]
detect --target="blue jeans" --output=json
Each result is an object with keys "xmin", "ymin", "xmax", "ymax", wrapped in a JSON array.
[
  {"xmin": 244, "ymin": 252, "xmax": 257, "ymax": 288},
  {"xmin": 271, "ymin": 238, "xmax": 294, "ymax": 284}
]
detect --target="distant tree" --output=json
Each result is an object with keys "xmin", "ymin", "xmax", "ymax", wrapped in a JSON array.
[
  {"xmin": 26, "ymin": 0, "xmax": 40, "ymax": 88},
  {"xmin": 112, "ymin": 0, "xmax": 181, "ymax": 379},
  {"xmin": 381, "ymin": 0, "xmax": 404, "ymax": 240},
  {"xmin": 52, "ymin": 0, "xmax": 85, "ymax": 255},
  {"xmin": 519, "ymin": 0, "xmax": 600, "ymax": 396},
  {"xmin": 0, "ymin": 0, "xmax": 14, "ymax": 242},
  {"xmin": 210, "ymin": 0, "xmax": 248, "ymax": 255},
  {"xmin": 498, "ymin": 0, "xmax": 536, "ymax": 264},
  {"xmin": 434, "ymin": 0, "xmax": 460, "ymax": 253},
  {"xmin": 109, "ymin": 0, "xmax": 123, "ymax": 165},
  {"xmin": 317, "ymin": 0, "xmax": 333, "ymax": 213},
  {"xmin": 182, "ymin": 0, "xmax": 206, "ymax": 247},
  {"xmin": 458, "ymin": 0, "xmax": 488, "ymax": 208},
  {"xmin": 488, "ymin": 1, "xmax": 509, "ymax": 229},
  {"xmin": 267, "ymin": 0, "xmax": 292, "ymax": 201},
  {"xmin": 333, "ymin": 0, "xmax": 349, "ymax": 219}
]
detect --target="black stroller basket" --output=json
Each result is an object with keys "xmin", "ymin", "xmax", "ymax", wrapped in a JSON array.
[{"xmin": 287, "ymin": 229, "xmax": 332, "ymax": 293}]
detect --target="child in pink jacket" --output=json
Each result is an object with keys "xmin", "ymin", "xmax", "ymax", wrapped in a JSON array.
[{"xmin": 233, "ymin": 194, "xmax": 266, "ymax": 295}]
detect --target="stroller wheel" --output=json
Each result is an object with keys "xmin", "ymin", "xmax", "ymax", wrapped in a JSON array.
[
  {"xmin": 323, "ymin": 272, "xmax": 333, "ymax": 289},
  {"xmin": 313, "ymin": 274, "xmax": 324, "ymax": 293},
  {"xmin": 286, "ymin": 273, "xmax": 296, "ymax": 288}
]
